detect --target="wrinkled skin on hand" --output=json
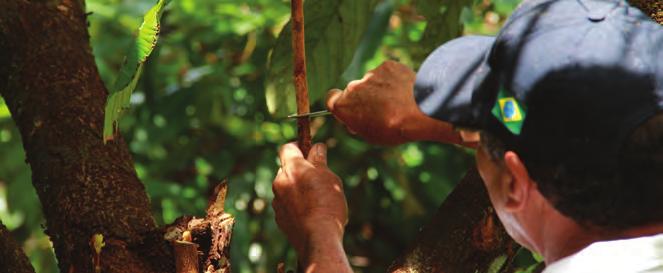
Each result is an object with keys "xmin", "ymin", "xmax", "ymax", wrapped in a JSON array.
[
  {"xmin": 326, "ymin": 61, "xmax": 421, "ymax": 145},
  {"xmin": 270, "ymin": 62, "xmax": 473, "ymax": 272},
  {"xmin": 327, "ymin": 61, "xmax": 472, "ymax": 147},
  {"xmin": 272, "ymin": 143, "xmax": 348, "ymax": 256}
]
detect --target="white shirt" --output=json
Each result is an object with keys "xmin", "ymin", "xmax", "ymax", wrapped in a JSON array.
[{"xmin": 544, "ymin": 234, "xmax": 663, "ymax": 273}]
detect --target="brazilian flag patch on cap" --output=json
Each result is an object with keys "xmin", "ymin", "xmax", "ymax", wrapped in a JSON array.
[{"xmin": 491, "ymin": 87, "xmax": 526, "ymax": 135}]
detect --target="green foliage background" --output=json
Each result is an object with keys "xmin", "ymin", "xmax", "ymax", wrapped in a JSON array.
[{"xmin": 0, "ymin": 0, "xmax": 534, "ymax": 272}]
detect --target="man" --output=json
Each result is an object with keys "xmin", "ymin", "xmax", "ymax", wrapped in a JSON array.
[{"xmin": 271, "ymin": 0, "xmax": 663, "ymax": 272}]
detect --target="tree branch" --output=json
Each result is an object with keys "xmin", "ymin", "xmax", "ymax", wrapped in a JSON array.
[
  {"xmin": 0, "ymin": 221, "xmax": 36, "ymax": 273},
  {"xmin": 291, "ymin": 0, "xmax": 312, "ymax": 157}
]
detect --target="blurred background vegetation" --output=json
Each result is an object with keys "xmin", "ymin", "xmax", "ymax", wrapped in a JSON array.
[{"xmin": 0, "ymin": 0, "xmax": 530, "ymax": 272}]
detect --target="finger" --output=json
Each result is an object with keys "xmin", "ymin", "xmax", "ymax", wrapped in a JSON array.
[
  {"xmin": 340, "ymin": 122, "xmax": 358, "ymax": 136},
  {"xmin": 446, "ymin": 129, "xmax": 469, "ymax": 148},
  {"xmin": 279, "ymin": 143, "xmax": 313, "ymax": 178},
  {"xmin": 459, "ymin": 130, "xmax": 480, "ymax": 143},
  {"xmin": 345, "ymin": 79, "xmax": 363, "ymax": 91},
  {"xmin": 325, "ymin": 89, "xmax": 343, "ymax": 113},
  {"xmin": 272, "ymin": 168, "xmax": 289, "ymax": 195},
  {"xmin": 383, "ymin": 59, "xmax": 398, "ymax": 66},
  {"xmin": 381, "ymin": 60, "xmax": 397, "ymax": 72},
  {"xmin": 306, "ymin": 143, "xmax": 328, "ymax": 167},
  {"xmin": 278, "ymin": 142, "xmax": 304, "ymax": 168}
]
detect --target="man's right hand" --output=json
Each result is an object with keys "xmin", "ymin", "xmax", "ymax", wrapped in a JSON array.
[
  {"xmin": 326, "ymin": 61, "xmax": 419, "ymax": 145},
  {"xmin": 326, "ymin": 61, "xmax": 466, "ymax": 146}
]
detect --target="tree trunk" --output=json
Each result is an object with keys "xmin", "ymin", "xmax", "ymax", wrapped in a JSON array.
[
  {"xmin": 0, "ymin": 221, "xmax": 36, "ymax": 273},
  {"xmin": 388, "ymin": 168, "xmax": 520, "ymax": 273},
  {"xmin": 629, "ymin": 0, "xmax": 662, "ymax": 23},
  {"xmin": 0, "ymin": 1, "xmax": 235, "ymax": 272},
  {"xmin": 0, "ymin": 1, "xmax": 172, "ymax": 272}
]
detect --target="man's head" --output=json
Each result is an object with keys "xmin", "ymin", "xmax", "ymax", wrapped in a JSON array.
[
  {"xmin": 476, "ymin": 111, "xmax": 663, "ymax": 238},
  {"xmin": 413, "ymin": 0, "xmax": 663, "ymax": 245},
  {"xmin": 476, "ymin": 65, "xmax": 663, "ymax": 229}
]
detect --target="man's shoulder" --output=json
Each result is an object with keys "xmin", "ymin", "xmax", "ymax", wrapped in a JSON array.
[{"xmin": 543, "ymin": 234, "xmax": 663, "ymax": 273}]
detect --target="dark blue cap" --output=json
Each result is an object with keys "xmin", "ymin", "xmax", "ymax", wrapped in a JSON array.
[{"xmin": 415, "ymin": 0, "xmax": 663, "ymax": 169}]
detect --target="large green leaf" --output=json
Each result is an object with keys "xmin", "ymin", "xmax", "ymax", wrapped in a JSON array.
[
  {"xmin": 103, "ymin": 0, "xmax": 171, "ymax": 142},
  {"xmin": 341, "ymin": 0, "xmax": 395, "ymax": 82},
  {"xmin": 412, "ymin": 0, "xmax": 473, "ymax": 66},
  {"xmin": 265, "ymin": 0, "xmax": 381, "ymax": 117}
]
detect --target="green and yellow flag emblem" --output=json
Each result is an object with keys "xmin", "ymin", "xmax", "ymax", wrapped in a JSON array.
[{"xmin": 491, "ymin": 87, "xmax": 526, "ymax": 135}]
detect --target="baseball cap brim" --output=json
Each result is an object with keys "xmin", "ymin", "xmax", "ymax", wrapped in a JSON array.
[{"xmin": 414, "ymin": 35, "xmax": 495, "ymax": 128}]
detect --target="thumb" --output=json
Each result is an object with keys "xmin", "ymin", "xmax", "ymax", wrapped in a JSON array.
[
  {"xmin": 325, "ymin": 89, "xmax": 343, "ymax": 113},
  {"xmin": 307, "ymin": 143, "xmax": 328, "ymax": 167}
]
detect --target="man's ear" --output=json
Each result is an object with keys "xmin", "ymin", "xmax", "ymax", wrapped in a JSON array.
[{"xmin": 501, "ymin": 151, "xmax": 534, "ymax": 212}]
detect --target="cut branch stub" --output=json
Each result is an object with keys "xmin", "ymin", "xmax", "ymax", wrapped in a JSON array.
[
  {"xmin": 166, "ymin": 181, "xmax": 235, "ymax": 273},
  {"xmin": 174, "ymin": 240, "xmax": 199, "ymax": 273}
]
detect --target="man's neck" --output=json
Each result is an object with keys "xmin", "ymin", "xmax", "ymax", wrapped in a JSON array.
[
  {"xmin": 537, "ymin": 210, "xmax": 601, "ymax": 264},
  {"xmin": 538, "ymin": 209, "xmax": 663, "ymax": 264}
]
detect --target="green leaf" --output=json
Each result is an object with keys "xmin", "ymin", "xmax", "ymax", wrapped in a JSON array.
[
  {"xmin": 0, "ymin": 97, "xmax": 11, "ymax": 120},
  {"xmin": 265, "ymin": 0, "xmax": 381, "ymax": 117},
  {"xmin": 412, "ymin": 0, "xmax": 473, "ymax": 66},
  {"xmin": 341, "ymin": 0, "xmax": 395, "ymax": 82},
  {"xmin": 103, "ymin": 0, "xmax": 171, "ymax": 142},
  {"xmin": 487, "ymin": 254, "xmax": 508, "ymax": 273}
]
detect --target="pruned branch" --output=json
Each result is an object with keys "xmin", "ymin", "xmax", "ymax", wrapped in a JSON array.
[
  {"xmin": 291, "ymin": 0, "xmax": 312, "ymax": 157},
  {"xmin": 174, "ymin": 240, "xmax": 199, "ymax": 273},
  {"xmin": 165, "ymin": 182, "xmax": 235, "ymax": 273}
]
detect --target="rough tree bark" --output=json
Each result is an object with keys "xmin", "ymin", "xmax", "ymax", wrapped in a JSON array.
[
  {"xmin": 388, "ymin": 169, "xmax": 519, "ymax": 273},
  {"xmin": 0, "ymin": 221, "xmax": 36, "ymax": 273},
  {"xmin": 0, "ymin": 1, "xmax": 234, "ymax": 273},
  {"xmin": 0, "ymin": 1, "xmax": 172, "ymax": 272},
  {"xmin": 629, "ymin": 0, "xmax": 662, "ymax": 23}
]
